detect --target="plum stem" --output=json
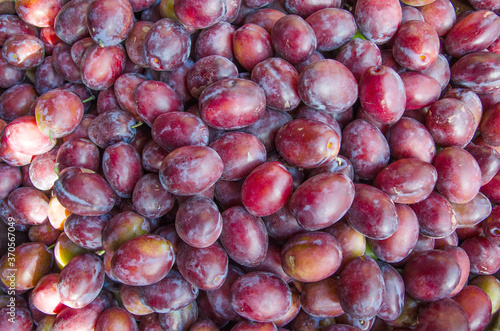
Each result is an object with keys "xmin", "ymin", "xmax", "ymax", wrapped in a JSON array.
[{"xmin": 82, "ymin": 95, "xmax": 96, "ymax": 103}]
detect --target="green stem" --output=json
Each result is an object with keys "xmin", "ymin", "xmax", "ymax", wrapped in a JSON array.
[
  {"xmin": 82, "ymin": 95, "xmax": 96, "ymax": 103},
  {"xmin": 131, "ymin": 122, "xmax": 143, "ymax": 129}
]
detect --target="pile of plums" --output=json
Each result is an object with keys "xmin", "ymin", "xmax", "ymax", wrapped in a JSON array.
[{"xmin": 1, "ymin": 0, "xmax": 500, "ymax": 330}]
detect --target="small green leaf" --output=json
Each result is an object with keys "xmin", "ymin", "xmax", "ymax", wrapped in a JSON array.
[
  {"xmin": 352, "ymin": 29, "xmax": 367, "ymax": 40},
  {"xmin": 364, "ymin": 242, "xmax": 378, "ymax": 260}
]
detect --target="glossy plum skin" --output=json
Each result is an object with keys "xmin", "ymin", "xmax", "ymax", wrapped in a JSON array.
[
  {"xmin": 152, "ymin": 112, "xmax": 209, "ymax": 152},
  {"xmin": 233, "ymin": 23, "xmax": 273, "ymax": 72},
  {"xmin": 0, "ymin": 56, "xmax": 25, "ymax": 89},
  {"xmin": 275, "ymin": 118, "xmax": 340, "ymax": 169},
  {"xmin": 134, "ymin": 80, "xmax": 183, "ymax": 127},
  {"xmin": 124, "ymin": 21, "xmax": 152, "ymax": 68},
  {"xmin": 415, "ymin": 298, "xmax": 470, "ymax": 331},
  {"xmin": 7, "ymin": 187, "xmax": 49, "ymax": 227},
  {"xmin": 143, "ymin": 18, "xmax": 191, "ymax": 71},
  {"xmin": 425, "ymin": 98, "xmax": 476, "ymax": 148},
  {"xmin": 251, "ymin": 57, "xmax": 301, "ymax": 112},
  {"xmin": 54, "ymin": 0, "xmax": 91, "ymax": 45},
  {"xmin": 2, "ymin": 34, "xmax": 44, "ymax": 70},
  {"xmin": 306, "ymin": 8, "xmax": 356, "ymax": 52},
  {"xmin": 137, "ymin": 270, "xmax": 198, "ymax": 313},
  {"xmin": 88, "ymin": 109, "xmax": 137, "ymax": 149},
  {"xmin": 199, "ymin": 78, "xmax": 266, "ymax": 130},
  {"xmin": 298, "ymin": 59, "xmax": 358, "ymax": 113},
  {"xmin": 450, "ymin": 192, "xmax": 492, "ymax": 230},
  {"xmin": 281, "ymin": 231, "xmax": 342, "ymax": 282},
  {"xmin": 132, "ymin": 173, "xmax": 175, "ymax": 219},
  {"xmin": 0, "ymin": 163, "xmax": 21, "ymax": 200},
  {"xmin": 53, "ymin": 232, "xmax": 90, "ymax": 270},
  {"xmin": 341, "ymin": 119, "xmax": 390, "ymax": 181},
  {"xmin": 102, "ymin": 211, "xmax": 150, "ymax": 255},
  {"xmin": 241, "ymin": 161, "xmax": 293, "ymax": 217},
  {"xmin": 158, "ymin": 301, "xmax": 198, "ymax": 331},
  {"xmin": 338, "ymin": 256, "xmax": 385, "ymax": 320},
  {"xmin": 0, "ymin": 242, "xmax": 52, "ymax": 291},
  {"xmin": 443, "ymin": 245, "xmax": 470, "ymax": 298},
  {"xmin": 28, "ymin": 147, "xmax": 59, "ymax": 191},
  {"xmin": 403, "ymin": 249, "xmax": 462, "ymax": 302},
  {"xmin": 480, "ymin": 103, "xmax": 500, "ymax": 147},
  {"xmin": 210, "ymin": 131, "xmax": 266, "ymax": 181},
  {"xmin": 461, "ymin": 236, "xmax": 500, "ymax": 275},
  {"xmin": 219, "ymin": 206, "xmax": 268, "ymax": 267},
  {"xmin": 271, "ymin": 14, "xmax": 317, "ymax": 64},
  {"xmin": 35, "ymin": 89, "xmax": 84, "ymax": 139},
  {"xmin": 175, "ymin": 196, "xmax": 222, "ymax": 248},
  {"xmin": 355, "ymin": 0, "xmax": 402, "ymax": 45},
  {"xmin": 159, "ymin": 145, "xmax": 223, "ymax": 196},
  {"xmin": 81, "ymin": 44, "xmax": 126, "ymax": 90},
  {"xmin": 57, "ymin": 253, "xmax": 105, "ymax": 309},
  {"xmin": 63, "ymin": 114, "xmax": 95, "ymax": 142},
  {"xmin": 5, "ymin": 2, "xmax": 500, "ymax": 329},
  {"xmin": 377, "ymin": 262, "xmax": 405, "ymax": 321},
  {"xmin": 289, "ymin": 172, "xmax": 354, "ymax": 231},
  {"xmin": 111, "ymin": 234, "xmax": 175, "ymax": 286},
  {"xmin": 204, "ymin": 264, "xmax": 244, "ymax": 321},
  {"xmin": 230, "ymin": 271, "xmax": 292, "ymax": 322},
  {"xmin": 35, "ymin": 57, "xmax": 65, "ymax": 95},
  {"xmin": 56, "ymin": 138, "xmax": 100, "ymax": 172},
  {"xmin": 30, "ymin": 273, "xmax": 64, "ymax": 315},
  {"xmin": 450, "ymin": 52, "xmax": 500, "ymax": 94},
  {"xmin": 358, "ymin": 65, "xmax": 405, "ymax": 124},
  {"xmin": 120, "ymin": 285, "xmax": 154, "ymax": 316},
  {"xmin": 174, "ymin": 0, "xmax": 226, "ymax": 29},
  {"xmin": 385, "ymin": 116, "xmax": 436, "ymax": 163},
  {"xmin": 374, "ymin": 158, "xmax": 437, "ymax": 204},
  {"xmin": 244, "ymin": 8, "xmax": 285, "ymax": 33},
  {"xmin": 53, "ymin": 167, "xmax": 116, "ymax": 217},
  {"xmin": 63, "ymin": 213, "xmax": 109, "ymax": 250},
  {"xmin": 176, "ymin": 241, "xmax": 228, "ymax": 291},
  {"xmin": 114, "ymin": 73, "xmax": 147, "ymax": 119},
  {"xmin": 187, "ymin": 55, "xmax": 238, "ymax": 99},
  {"xmin": 418, "ymin": 0, "xmax": 456, "ymax": 36},
  {"xmin": 452, "ymin": 285, "xmax": 492, "ymax": 331},
  {"xmin": 102, "ymin": 142, "xmax": 143, "ymax": 198},
  {"xmin": 194, "ymin": 21, "xmax": 235, "ymax": 61},
  {"xmin": 411, "ymin": 191, "xmax": 458, "ymax": 239},
  {"xmin": 421, "ymin": 53, "xmax": 451, "ymax": 91},
  {"xmin": 368, "ymin": 204, "xmax": 419, "ymax": 263},
  {"xmin": 52, "ymin": 293, "xmax": 114, "ymax": 331},
  {"xmin": 433, "ymin": 146, "xmax": 482, "ymax": 204},
  {"xmin": 87, "ymin": 0, "xmax": 134, "ymax": 47},
  {"xmin": 0, "ymin": 15, "xmax": 38, "ymax": 47},
  {"xmin": 71, "ymin": 37, "xmax": 96, "ymax": 68},
  {"xmin": 140, "ymin": 141, "xmax": 169, "ymax": 173},
  {"xmin": 400, "ymin": 71, "xmax": 441, "ymax": 110},
  {"xmin": 392, "ymin": 20, "xmax": 440, "ymax": 71},
  {"xmin": 482, "ymin": 206, "xmax": 500, "ymax": 245},
  {"xmin": 52, "ymin": 42, "xmax": 82, "ymax": 84},
  {"xmin": 94, "ymin": 307, "xmax": 138, "ymax": 331},
  {"xmin": 299, "ymin": 277, "xmax": 343, "ymax": 319},
  {"xmin": 346, "ymin": 183, "xmax": 398, "ymax": 240},
  {"xmin": 3, "ymin": 115, "xmax": 57, "ymax": 156},
  {"xmin": 445, "ymin": 9, "xmax": 500, "ymax": 58}
]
